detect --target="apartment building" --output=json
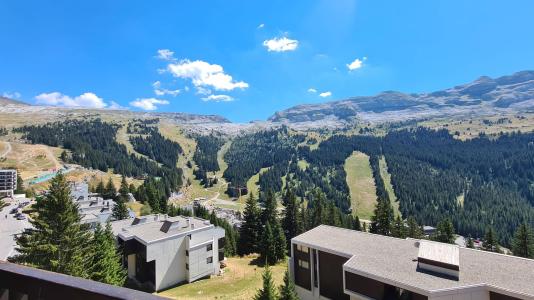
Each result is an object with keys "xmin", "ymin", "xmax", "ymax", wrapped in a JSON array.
[
  {"xmin": 111, "ymin": 214, "xmax": 225, "ymax": 292},
  {"xmin": 290, "ymin": 225, "xmax": 534, "ymax": 300},
  {"xmin": 70, "ymin": 182, "xmax": 116, "ymax": 227},
  {"xmin": 0, "ymin": 169, "xmax": 17, "ymax": 198}
]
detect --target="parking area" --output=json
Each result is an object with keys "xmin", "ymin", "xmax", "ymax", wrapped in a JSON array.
[{"xmin": 0, "ymin": 199, "xmax": 32, "ymax": 260}]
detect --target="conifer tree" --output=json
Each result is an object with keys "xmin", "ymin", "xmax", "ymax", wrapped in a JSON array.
[
  {"xmin": 370, "ymin": 197, "xmax": 394, "ymax": 236},
  {"xmin": 238, "ymin": 192, "xmax": 262, "ymax": 256},
  {"xmin": 10, "ymin": 173, "xmax": 91, "ymax": 278},
  {"xmin": 279, "ymin": 268, "xmax": 299, "ymax": 300},
  {"xmin": 432, "ymin": 218, "xmax": 455, "ymax": 244},
  {"xmin": 260, "ymin": 222, "xmax": 278, "ymax": 265},
  {"xmin": 273, "ymin": 221, "xmax": 287, "ymax": 261},
  {"xmin": 119, "ymin": 175, "xmax": 130, "ymax": 201},
  {"xmin": 15, "ymin": 172, "xmax": 25, "ymax": 194},
  {"xmin": 482, "ymin": 227, "xmax": 501, "ymax": 253},
  {"xmin": 406, "ymin": 216, "xmax": 422, "ymax": 239},
  {"xmin": 392, "ymin": 216, "xmax": 407, "ymax": 239},
  {"xmin": 104, "ymin": 178, "xmax": 117, "ymax": 200},
  {"xmin": 282, "ymin": 189, "xmax": 301, "ymax": 248},
  {"xmin": 512, "ymin": 223, "xmax": 534, "ymax": 258},
  {"xmin": 96, "ymin": 180, "xmax": 105, "ymax": 196},
  {"xmin": 254, "ymin": 265, "xmax": 278, "ymax": 300},
  {"xmin": 89, "ymin": 223, "xmax": 126, "ymax": 286},
  {"xmin": 112, "ymin": 197, "xmax": 129, "ymax": 220},
  {"xmin": 466, "ymin": 235, "xmax": 475, "ymax": 248},
  {"xmin": 353, "ymin": 215, "xmax": 361, "ymax": 231},
  {"xmin": 262, "ymin": 190, "xmax": 278, "ymax": 225}
]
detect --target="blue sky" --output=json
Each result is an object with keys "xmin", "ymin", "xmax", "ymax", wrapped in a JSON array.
[{"xmin": 1, "ymin": 0, "xmax": 533, "ymax": 122}]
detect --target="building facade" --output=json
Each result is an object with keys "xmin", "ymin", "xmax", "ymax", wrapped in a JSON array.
[
  {"xmin": 0, "ymin": 169, "xmax": 17, "ymax": 198},
  {"xmin": 70, "ymin": 182, "xmax": 116, "ymax": 228},
  {"xmin": 290, "ymin": 225, "xmax": 534, "ymax": 300},
  {"xmin": 111, "ymin": 214, "xmax": 225, "ymax": 292}
]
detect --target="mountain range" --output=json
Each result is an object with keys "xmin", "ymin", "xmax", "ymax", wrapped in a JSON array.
[{"xmin": 1, "ymin": 70, "xmax": 533, "ymax": 130}]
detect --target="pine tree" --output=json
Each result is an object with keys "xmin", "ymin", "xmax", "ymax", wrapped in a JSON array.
[
  {"xmin": 254, "ymin": 265, "xmax": 278, "ymax": 300},
  {"xmin": 262, "ymin": 190, "xmax": 278, "ymax": 225},
  {"xmin": 282, "ymin": 189, "xmax": 301, "ymax": 248},
  {"xmin": 353, "ymin": 215, "xmax": 361, "ymax": 231},
  {"xmin": 104, "ymin": 178, "xmax": 117, "ymax": 200},
  {"xmin": 89, "ymin": 223, "xmax": 126, "ymax": 286},
  {"xmin": 370, "ymin": 197, "xmax": 394, "ymax": 236},
  {"xmin": 260, "ymin": 222, "xmax": 278, "ymax": 265},
  {"xmin": 96, "ymin": 180, "xmax": 105, "ymax": 196},
  {"xmin": 392, "ymin": 216, "xmax": 407, "ymax": 239},
  {"xmin": 10, "ymin": 173, "xmax": 91, "ymax": 278},
  {"xmin": 406, "ymin": 216, "xmax": 422, "ymax": 239},
  {"xmin": 279, "ymin": 268, "xmax": 299, "ymax": 300},
  {"xmin": 482, "ymin": 227, "xmax": 500, "ymax": 253},
  {"xmin": 119, "ymin": 175, "xmax": 130, "ymax": 201},
  {"xmin": 238, "ymin": 192, "xmax": 262, "ymax": 256},
  {"xmin": 466, "ymin": 235, "xmax": 475, "ymax": 248},
  {"xmin": 273, "ymin": 221, "xmax": 287, "ymax": 261},
  {"xmin": 512, "ymin": 223, "xmax": 534, "ymax": 258},
  {"xmin": 112, "ymin": 197, "xmax": 129, "ymax": 220},
  {"xmin": 432, "ymin": 218, "xmax": 455, "ymax": 244},
  {"xmin": 15, "ymin": 172, "xmax": 25, "ymax": 194}
]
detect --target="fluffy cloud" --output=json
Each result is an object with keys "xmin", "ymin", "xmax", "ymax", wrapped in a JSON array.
[
  {"xmin": 263, "ymin": 37, "xmax": 298, "ymax": 52},
  {"xmin": 35, "ymin": 92, "xmax": 108, "ymax": 108},
  {"xmin": 166, "ymin": 59, "xmax": 248, "ymax": 91},
  {"xmin": 319, "ymin": 91, "xmax": 332, "ymax": 98},
  {"xmin": 347, "ymin": 56, "xmax": 367, "ymax": 70},
  {"xmin": 157, "ymin": 49, "xmax": 175, "ymax": 61},
  {"xmin": 307, "ymin": 88, "xmax": 317, "ymax": 93},
  {"xmin": 202, "ymin": 94, "xmax": 234, "ymax": 102},
  {"xmin": 129, "ymin": 98, "xmax": 169, "ymax": 111},
  {"xmin": 152, "ymin": 81, "xmax": 180, "ymax": 97},
  {"xmin": 2, "ymin": 91, "xmax": 21, "ymax": 99}
]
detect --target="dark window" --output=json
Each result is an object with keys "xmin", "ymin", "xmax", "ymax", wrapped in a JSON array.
[
  {"xmin": 207, "ymin": 257, "xmax": 213, "ymax": 264},
  {"xmin": 186, "ymin": 263, "xmax": 189, "ymax": 270},
  {"xmin": 345, "ymin": 272, "xmax": 427, "ymax": 300},
  {"xmin": 490, "ymin": 292, "xmax": 522, "ymax": 300},
  {"xmin": 293, "ymin": 244, "xmax": 311, "ymax": 290},
  {"xmin": 312, "ymin": 249, "xmax": 318, "ymax": 288},
  {"xmin": 185, "ymin": 250, "xmax": 189, "ymax": 256},
  {"xmin": 207, "ymin": 244, "xmax": 213, "ymax": 251},
  {"xmin": 318, "ymin": 251, "xmax": 349, "ymax": 300}
]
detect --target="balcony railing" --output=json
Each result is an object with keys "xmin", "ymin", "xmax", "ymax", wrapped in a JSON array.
[{"xmin": 0, "ymin": 261, "xmax": 167, "ymax": 300}]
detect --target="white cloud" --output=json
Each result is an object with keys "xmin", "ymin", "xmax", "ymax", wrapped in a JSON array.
[
  {"xmin": 307, "ymin": 88, "xmax": 317, "ymax": 93},
  {"xmin": 258, "ymin": 23, "xmax": 265, "ymax": 29},
  {"xmin": 108, "ymin": 101, "xmax": 128, "ymax": 110},
  {"xmin": 129, "ymin": 98, "xmax": 169, "ymax": 111},
  {"xmin": 347, "ymin": 56, "xmax": 367, "ymax": 70},
  {"xmin": 319, "ymin": 91, "xmax": 332, "ymax": 98},
  {"xmin": 2, "ymin": 91, "xmax": 21, "ymax": 99},
  {"xmin": 35, "ymin": 92, "xmax": 108, "ymax": 108},
  {"xmin": 263, "ymin": 37, "xmax": 298, "ymax": 52},
  {"xmin": 166, "ymin": 59, "xmax": 248, "ymax": 91},
  {"xmin": 202, "ymin": 94, "xmax": 234, "ymax": 102},
  {"xmin": 157, "ymin": 49, "xmax": 175, "ymax": 61},
  {"xmin": 152, "ymin": 81, "xmax": 180, "ymax": 97}
]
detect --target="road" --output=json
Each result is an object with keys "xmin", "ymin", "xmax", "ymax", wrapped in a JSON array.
[
  {"xmin": 0, "ymin": 141, "xmax": 11, "ymax": 158},
  {"xmin": 0, "ymin": 200, "xmax": 31, "ymax": 260}
]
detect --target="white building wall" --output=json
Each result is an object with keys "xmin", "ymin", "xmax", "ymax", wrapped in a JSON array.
[
  {"xmin": 429, "ymin": 290, "xmax": 489, "ymax": 300},
  {"xmin": 146, "ymin": 236, "xmax": 187, "ymax": 291}
]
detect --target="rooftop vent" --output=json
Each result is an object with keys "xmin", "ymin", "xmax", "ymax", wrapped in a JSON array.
[
  {"xmin": 131, "ymin": 217, "xmax": 148, "ymax": 226},
  {"xmin": 160, "ymin": 220, "xmax": 183, "ymax": 233},
  {"xmin": 417, "ymin": 240, "xmax": 459, "ymax": 279}
]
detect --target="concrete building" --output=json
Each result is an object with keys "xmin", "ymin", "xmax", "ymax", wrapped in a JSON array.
[
  {"xmin": 70, "ymin": 182, "xmax": 115, "ymax": 228},
  {"xmin": 290, "ymin": 225, "xmax": 534, "ymax": 300},
  {"xmin": 0, "ymin": 169, "xmax": 17, "ymax": 198},
  {"xmin": 111, "ymin": 214, "xmax": 225, "ymax": 292}
]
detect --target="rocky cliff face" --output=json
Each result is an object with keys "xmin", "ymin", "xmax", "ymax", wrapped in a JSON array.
[{"xmin": 269, "ymin": 71, "xmax": 534, "ymax": 126}]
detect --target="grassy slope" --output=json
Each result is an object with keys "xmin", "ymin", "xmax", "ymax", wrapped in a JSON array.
[
  {"xmin": 158, "ymin": 255, "xmax": 286, "ymax": 300},
  {"xmin": 344, "ymin": 151, "xmax": 377, "ymax": 220},
  {"xmin": 0, "ymin": 141, "xmax": 63, "ymax": 180},
  {"xmin": 378, "ymin": 156, "xmax": 401, "ymax": 217}
]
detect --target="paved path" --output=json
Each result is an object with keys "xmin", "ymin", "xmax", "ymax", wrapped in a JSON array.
[{"xmin": 0, "ymin": 200, "xmax": 31, "ymax": 260}]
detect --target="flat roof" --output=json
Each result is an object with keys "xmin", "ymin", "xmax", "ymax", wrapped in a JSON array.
[
  {"xmin": 111, "ymin": 214, "xmax": 212, "ymax": 244},
  {"xmin": 292, "ymin": 225, "xmax": 534, "ymax": 298}
]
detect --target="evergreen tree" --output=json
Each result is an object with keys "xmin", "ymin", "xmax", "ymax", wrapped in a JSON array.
[
  {"xmin": 353, "ymin": 215, "xmax": 361, "ymax": 231},
  {"xmin": 279, "ymin": 268, "xmax": 299, "ymax": 300},
  {"xmin": 119, "ymin": 175, "xmax": 129, "ymax": 201},
  {"xmin": 370, "ymin": 197, "xmax": 394, "ymax": 236},
  {"xmin": 512, "ymin": 223, "xmax": 534, "ymax": 258},
  {"xmin": 406, "ymin": 216, "xmax": 422, "ymax": 239},
  {"xmin": 128, "ymin": 183, "xmax": 136, "ymax": 194},
  {"xmin": 14, "ymin": 172, "xmax": 25, "ymax": 194},
  {"xmin": 282, "ymin": 189, "xmax": 301, "ymax": 248},
  {"xmin": 96, "ymin": 180, "xmax": 105, "ymax": 196},
  {"xmin": 104, "ymin": 178, "xmax": 117, "ymax": 200},
  {"xmin": 432, "ymin": 218, "xmax": 455, "ymax": 244},
  {"xmin": 112, "ymin": 197, "xmax": 129, "ymax": 220},
  {"xmin": 392, "ymin": 216, "xmax": 407, "ymax": 239},
  {"xmin": 260, "ymin": 222, "xmax": 278, "ymax": 265},
  {"xmin": 254, "ymin": 265, "xmax": 278, "ymax": 300},
  {"xmin": 238, "ymin": 192, "xmax": 262, "ymax": 256},
  {"xmin": 482, "ymin": 227, "xmax": 501, "ymax": 253},
  {"xmin": 60, "ymin": 150, "xmax": 68, "ymax": 162},
  {"xmin": 10, "ymin": 173, "xmax": 91, "ymax": 278},
  {"xmin": 262, "ymin": 190, "xmax": 278, "ymax": 225},
  {"xmin": 466, "ymin": 235, "xmax": 475, "ymax": 248},
  {"xmin": 89, "ymin": 223, "xmax": 126, "ymax": 286},
  {"xmin": 273, "ymin": 221, "xmax": 287, "ymax": 261}
]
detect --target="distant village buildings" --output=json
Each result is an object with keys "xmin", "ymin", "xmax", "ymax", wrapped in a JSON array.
[
  {"xmin": 70, "ymin": 182, "xmax": 117, "ymax": 227},
  {"xmin": 0, "ymin": 169, "xmax": 17, "ymax": 198}
]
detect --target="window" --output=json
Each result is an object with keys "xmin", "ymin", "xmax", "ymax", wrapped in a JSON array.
[
  {"xmin": 298, "ymin": 259, "xmax": 309, "ymax": 269},
  {"xmin": 207, "ymin": 244, "xmax": 213, "ymax": 251},
  {"xmin": 207, "ymin": 257, "xmax": 213, "ymax": 264},
  {"xmin": 185, "ymin": 250, "xmax": 189, "ymax": 256},
  {"xmin": 297, "ymin": 244, "xmax": 309, "ymax": 253},
  {"xmin": 186, "ymin": 263, "xmax": 189, "ymax": 270}
]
